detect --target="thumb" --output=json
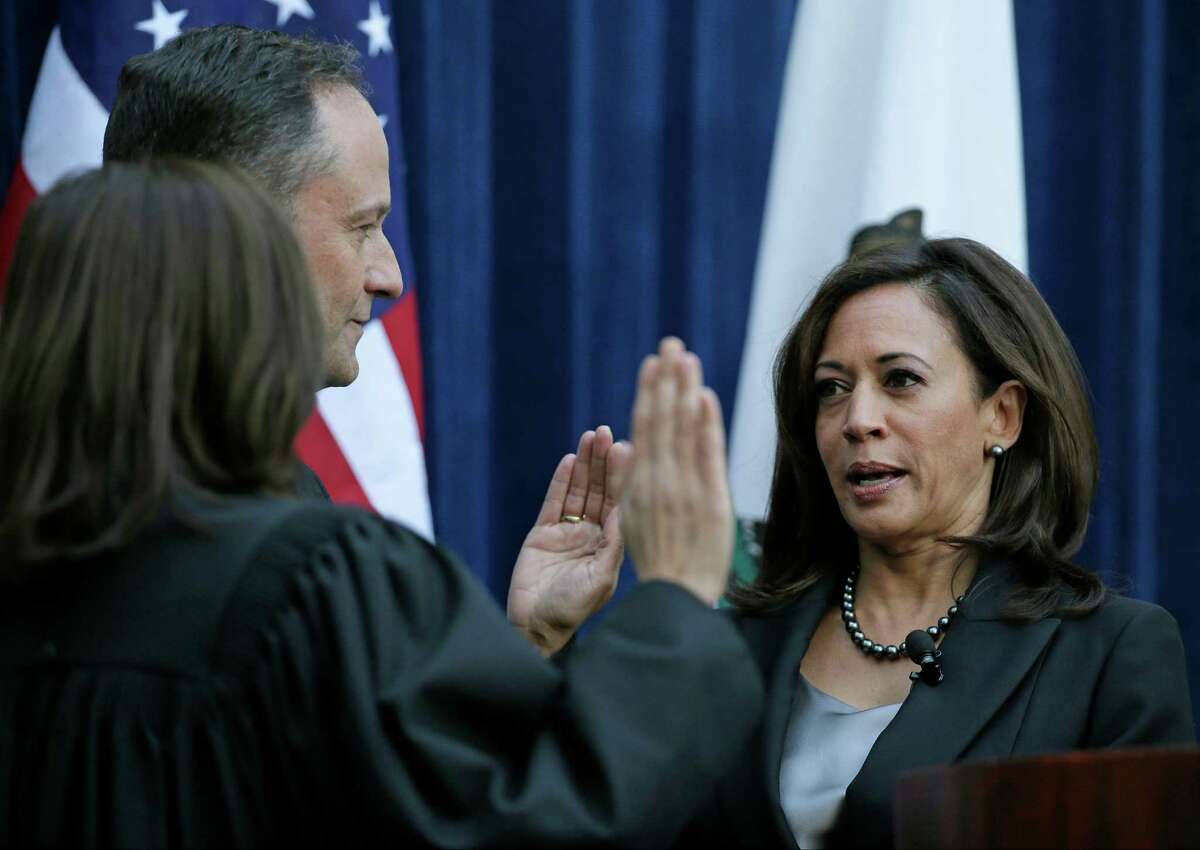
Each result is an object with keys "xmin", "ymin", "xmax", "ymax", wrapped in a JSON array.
[
  {"xmin": 602, "ymin": 505, "xmax": 627, "ymax": 572},
  {"xmin": 603, "ymin": 503, "xmax": 623, "ymax": 548}
]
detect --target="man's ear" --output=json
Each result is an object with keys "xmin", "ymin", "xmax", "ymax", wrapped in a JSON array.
[{"xmin": 985, "ymin": 379, "xmax": 1027, "ymax": 449}]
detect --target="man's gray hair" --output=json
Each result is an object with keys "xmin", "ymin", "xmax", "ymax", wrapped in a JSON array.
[{"xmin": 103, "ymin": 24, "xmax": 366, "ymax": 202}]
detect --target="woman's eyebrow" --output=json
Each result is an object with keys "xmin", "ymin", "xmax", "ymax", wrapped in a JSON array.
[
  {"xmin": 877, "ymin": 351, "xmax": 933, "ymax": 369},
  {"xmin": 814, "ymin": 352, "xmax": 933, "ymax": 375}
]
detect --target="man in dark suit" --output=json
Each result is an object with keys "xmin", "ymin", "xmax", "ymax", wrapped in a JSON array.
[{"xmin": 103, "ymin": 25, "xmax": 621, "ymax": 656}]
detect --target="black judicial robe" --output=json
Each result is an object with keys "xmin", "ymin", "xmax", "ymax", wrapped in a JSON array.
[
  {"xmin": 676, "ymin": 561, "xmax": 1195, "ymax": 849},
  {"xmin": 294, "ymin": 461, "xmax": 331, "ymax": 501},
  {"xmin": 0, "ymin": 495, "xmax": 765, "ymax": 847}
]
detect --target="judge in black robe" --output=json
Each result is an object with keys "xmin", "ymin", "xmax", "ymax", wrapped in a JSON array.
[
  {"xmin": 2, "ymin": 154, "xmax": 756, "ymax": 850},
  {"xmin": 295, "ymin": 461, "xmax": 332, "ymax": 501},
  {"xmin": 0, "ymin": 493, "xmax": 763, "ymax": 847}
]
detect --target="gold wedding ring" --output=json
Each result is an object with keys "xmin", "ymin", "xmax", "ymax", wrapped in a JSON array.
[{"xmin": 562, "ymin": 514, "xmax": 585, "ymax": 523}]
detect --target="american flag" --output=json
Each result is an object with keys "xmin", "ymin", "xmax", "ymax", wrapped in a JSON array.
[{"xmin": 0, "ymin": 0, "xmax": 434, "ymax": 540}]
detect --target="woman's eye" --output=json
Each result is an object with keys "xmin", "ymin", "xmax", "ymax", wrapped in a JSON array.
[
  {"xmin": 885, "ymin": 370, "xmax": 921, "ymax": 389},
  {"xmin": 815, "ymin": 379, "xmax": 846, "ymax": 398}
]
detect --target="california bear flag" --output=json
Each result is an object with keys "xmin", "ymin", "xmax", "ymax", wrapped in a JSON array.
[{"xmin": 729, "ymin": 0, "xmax": 1029, "ymax": 521}]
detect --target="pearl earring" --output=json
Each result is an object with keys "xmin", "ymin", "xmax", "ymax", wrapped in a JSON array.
[{"xmin": 988, "ymin": 445, "xmax": 1005, "ymax": 459}]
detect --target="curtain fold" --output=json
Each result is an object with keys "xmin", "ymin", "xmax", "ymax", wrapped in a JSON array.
[
  {"xmin": 1016, "ymin": 0, "xmax": 1200, "ymax": 717},
  {"xmin": 399, "ymin": 0, "xmax": 795, "ymax": 598}
]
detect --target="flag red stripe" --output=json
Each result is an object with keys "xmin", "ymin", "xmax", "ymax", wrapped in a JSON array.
[
  {"xmin": 382, "ymin": 292, "xmax": 426, "ymax": 441},
  {"xmin": 0, "ymin": 164, "xmax": 37, "ymax": 297},
  {"xmin": 295, "ymin": 410, "xmax": 374, "ymax": 511}
]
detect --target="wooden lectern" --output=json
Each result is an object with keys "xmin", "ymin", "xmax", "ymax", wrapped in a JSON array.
[{"xmin": 894, "ymin": 748, "xmax": 1200, "ymax": 849}]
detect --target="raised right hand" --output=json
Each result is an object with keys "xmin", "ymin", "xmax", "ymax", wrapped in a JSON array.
[{"xmin": 621, "ymin": 337, "xmax": 733, "ymax": 606}]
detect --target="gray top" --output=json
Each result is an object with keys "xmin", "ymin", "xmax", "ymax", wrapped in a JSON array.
[{"xmin": 779, "ymin": 674, "xmax": 902, "ymax": 849}]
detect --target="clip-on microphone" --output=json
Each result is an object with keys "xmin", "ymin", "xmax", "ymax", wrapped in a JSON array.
[{"xmin": 905, "ymin": 629, "xmax": 944, "ymax": 685}]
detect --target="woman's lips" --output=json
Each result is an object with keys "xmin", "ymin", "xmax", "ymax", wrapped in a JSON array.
[{"xmin": 847, "ymin": 471, "xmax": 907, "ymax": 502}]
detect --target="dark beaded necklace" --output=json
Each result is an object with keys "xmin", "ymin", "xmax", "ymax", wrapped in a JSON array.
[{"xmin": 841, "ymin": 566, "xmax": 964, "ymax": 660}]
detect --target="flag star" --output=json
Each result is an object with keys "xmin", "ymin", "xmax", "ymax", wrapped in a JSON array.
[
  {"xmin": 135, "ymin": 1, "xmax": 188, "ymax": 50},
  {"xmin": 378, "ymin": 114, "xmax": 389, "ymax": 129},
  {"xmin": 357, "ymin": 1, "xmax": 393, "ymax": 57},
  {"xmin": 264, "ymin": 0, "xmax": 315, "ymax": 27}
]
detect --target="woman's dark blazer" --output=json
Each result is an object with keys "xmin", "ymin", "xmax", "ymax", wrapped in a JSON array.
[{"xmin": 678, "ymin": 560, "xmax": 1195, "ymax": 848}]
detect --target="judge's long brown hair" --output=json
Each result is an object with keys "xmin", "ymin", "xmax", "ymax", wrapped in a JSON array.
[
  {"xmin": 0, "ymin": 160, "xmax": 323, "ymax": 575},
  {"xmin": 730, "ymin": 238, "xmax": 1105, "ymax": 620}
]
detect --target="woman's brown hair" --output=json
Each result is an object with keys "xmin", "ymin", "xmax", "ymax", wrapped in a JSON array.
[
  {"xmin": 0, "ymin": 160, "xmax": 324, "ymax": 574},
  {"xmin": 730, "ymin": 238, "xmax": 1105, "ymax": 620}
]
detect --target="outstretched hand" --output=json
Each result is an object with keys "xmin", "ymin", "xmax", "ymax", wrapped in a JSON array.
[
  {"xmin": 621, "ymin": 337, "xmax": 733, "ymax": 605},
  {"xmin": 507, "ymin": 425, "xmax": 632, "ymax": 656}
]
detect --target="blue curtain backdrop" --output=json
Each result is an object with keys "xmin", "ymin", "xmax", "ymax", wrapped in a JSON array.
[
  {"xmin": 394, "ymin": 0, "xmax": 795, "ymax": 605},
  {"xmin": 2, "ymin": 1, "xmax": 1198, "ymax": 715},
  {"xmin": 1014, "ymin": 1, "xmax": 1200, "ymax": 718}
]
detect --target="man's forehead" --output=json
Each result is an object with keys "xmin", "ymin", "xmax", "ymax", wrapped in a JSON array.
[
  {"xmin": 306, "ymin": 86, "xmax": 391, "ymax": 209},
  {"xmin": 312, "ymin": 86, "xmax": 385, "ymax": 147}
]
